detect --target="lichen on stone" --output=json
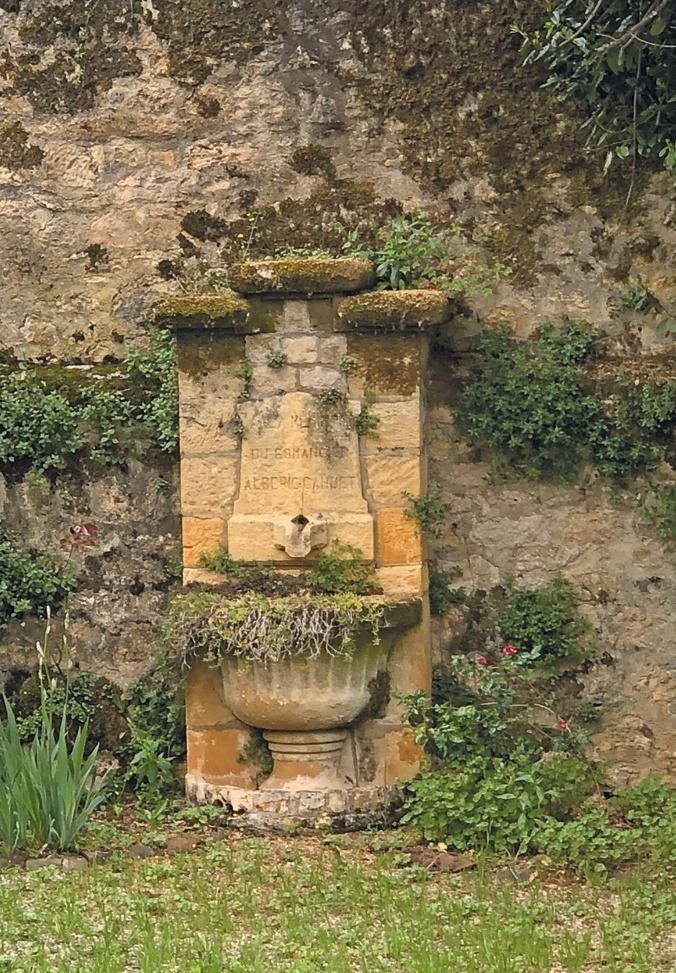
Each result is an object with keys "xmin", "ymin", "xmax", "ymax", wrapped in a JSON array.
[
  {"xmin": 229, "ymin": 258, "xmax": 376, "ymax": 296},
  {"xmin": 338, "ymin": 290, "xmax": 451, "ymax": 331},
  {"xmin": 152, "ymin": 294, "xmax": 251, "ymax": 331}
]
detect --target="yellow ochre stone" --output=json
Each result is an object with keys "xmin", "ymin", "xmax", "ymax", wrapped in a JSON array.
[
  {"xmin": 338, "ymin": 289, "xmax": 451, "ymax": 330},
  {"xmin": 229, "ymin": 258, "xmax": 376, "ymax": 295},
  {"xmin": 152, "ymin": 293, "xmax": 251, "ymax": 330}
]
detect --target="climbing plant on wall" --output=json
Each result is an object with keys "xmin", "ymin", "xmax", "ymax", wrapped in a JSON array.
[{"xmin": 516, "ymin": 1, "xmax": 676, "ymax": 177}]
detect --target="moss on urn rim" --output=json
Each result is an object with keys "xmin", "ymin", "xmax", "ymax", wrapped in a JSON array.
[
  {"xmin": 337, "ymin": 290, "xmax": 451, "ymax": 331},
  {"xmin": 229, "ymin": 258, "xmax": 376, "ymax": 296},
  {"xmin": 152, "ymin": 293, "xmax": 251, "ymax": 331}
]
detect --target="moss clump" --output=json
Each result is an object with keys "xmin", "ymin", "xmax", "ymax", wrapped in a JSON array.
[
  {"xmin": 338, "ymin": 290, "xmax": 451, "ymax": 331},
  {"xmin": 151, "ymin": 0, "xmax": 283, "ymax": 84},
  {"xmin": 152, "ymin": 294, "xmax": 251, "ymax": 331},
  {"xmin": 0, "ymin": 121, "xmax": 44, "ymax": 171},
  {"xmin": 7, "ymin": 1, "xmax": 142, "ymax": 113},
  {"xmin": 229, "ymin": 258, "xmax": 376, "ymax": 295},
  {"xmin": 180, "ymin": 210, "xmax": 228, "ymax": 243}
]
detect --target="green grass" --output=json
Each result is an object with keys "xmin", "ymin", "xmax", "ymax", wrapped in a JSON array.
[{"xmin": 0, "ymin": 835, "xmax": 673, "ymax": 972}]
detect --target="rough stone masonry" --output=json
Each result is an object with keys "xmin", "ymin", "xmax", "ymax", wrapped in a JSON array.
[{"xmin": 0, "ymin": 1, "xmax": 673, "ymax": 783}]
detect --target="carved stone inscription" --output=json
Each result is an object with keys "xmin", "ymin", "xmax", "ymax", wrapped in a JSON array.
[
  {"xmin": 233, "ymin": 392, "xmax": 368, "ymax": 515},
  {"xmin": 228, "ymin": 392, "xmax": 373, "ymax": 560}
]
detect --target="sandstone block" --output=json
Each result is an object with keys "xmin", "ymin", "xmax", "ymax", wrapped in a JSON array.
[
  {"xmin": 364, "ymin": 451, "xmax": 422, "ymax": 506},
  {"xmin": 281, "ymin": 334, "xmax": 320, "ymax": 364},
  {"xmin": 185, "ymin": 657, "xmax": 235, "ymax": 729},
  {"xmin": 180, "ymin": 452, "xmax": 239, "ymax": 516},
  {"xmin": 362, "ymin": 399, "xmax": 422, "ymax": 452},
  {"xmin": 375, "ymin": 508, "xmax": 422, "ymax": 565},
  {"xmin": 181, "ymin": 516, "xmax": 227, "ymax": 568},
  {"xmin": 229, "ymin": 258, "xmax": 375, "ymax": 295},
  {"xmin": 186, "ymin": 727, "xmax": 258, "ymax": 787}
]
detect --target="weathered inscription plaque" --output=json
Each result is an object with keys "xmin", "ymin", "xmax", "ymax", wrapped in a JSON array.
[{"xmin": 228, "ymin": 391, "xmax": 373, "ymax": 560}]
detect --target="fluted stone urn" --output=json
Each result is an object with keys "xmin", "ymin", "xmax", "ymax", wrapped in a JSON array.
[{"xmin": 221, "ymin": 599, "xmax": 421, "ymax": 791}]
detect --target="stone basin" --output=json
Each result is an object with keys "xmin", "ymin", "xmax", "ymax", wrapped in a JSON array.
[{"xmin": 220, "ymin": 597, "xmax": 421, "ymax": 790}]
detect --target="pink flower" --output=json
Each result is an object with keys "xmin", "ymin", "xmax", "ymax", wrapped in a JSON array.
[
  {"xmin": 476, "ymin": 655, "xmax": 488, "ymax": 666},
  {"xmin": 502, "ymin": 644, "xmax": 517, "ymax": 657},
  {"xmin": 557, "ymin": 718, "xmax": 570, "ymax": 732}
]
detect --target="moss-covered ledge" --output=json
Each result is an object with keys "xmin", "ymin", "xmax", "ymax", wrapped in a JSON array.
[
  {"xmin": 229, "ymin": 258, "xmax": 376, "ymax": 296},
  {"xmin": 152, "ymin": 294, "xmax": 252, "ymax": 332},
  {"xmin": 337, "ymin": 290, "xmax": 451, "ymax": 331}
]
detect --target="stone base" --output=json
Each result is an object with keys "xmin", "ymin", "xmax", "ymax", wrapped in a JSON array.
[{"xmin": 185, "ymin": 774, "xmax": 396, "ymax": 833}]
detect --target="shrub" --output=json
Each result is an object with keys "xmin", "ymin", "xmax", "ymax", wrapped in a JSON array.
[
  {"xmin": 498, "ymin": 574, "xmax": 595, "ymax": 667},
  {"xmin": 455, "ymin": 320, "xmax": 601, "ymax": 478}
]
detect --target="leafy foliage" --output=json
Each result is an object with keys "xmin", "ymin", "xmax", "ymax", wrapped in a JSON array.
[
  {"xmin": 0, "ymin": 694, "xmax": 105, "ymax": 853},
  {"xmin": 404, "ymin": 488, "xmax": 451, "ymax": 537},
  {"xmin": 498, "ymin": 574, "xmax": 595, "ymax": 667},
  {"xmin": 0, "ymin": 538, "xmax": 75, "ymax": 629},
  {"xmin": 456, "ymin": 320, "xmax": 676, "ymax": 481},
  {"xmin": 121, "ymin": 649, "xmax": 186, "ymax": 801},
  {"xmin": 429, "ymin": 564, "xmax": 466, "ymax": 615},
  {"xmin": 343, "ymin": 210, "xmax": 445, "ymax": 290},
  {"xmin": 0, "ymin": 330, "xmax": 178, "ymax": 475},
  {"xmin": 403, "ymin": 648, "xmax": 674, "ymax": 870},
  {"xmin": 516, "ymin": 1, "xmax": 676, "ymax": 174},
  {"xmin": 0, "ymin": 373, "xmax": 81, "ymax": 472}
]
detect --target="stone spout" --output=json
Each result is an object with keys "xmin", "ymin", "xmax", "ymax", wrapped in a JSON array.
[{"xmin": 273, "ymin": 513, "xmax": 328, "ymax": 558}]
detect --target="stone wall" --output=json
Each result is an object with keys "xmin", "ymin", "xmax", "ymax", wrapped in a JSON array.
[{"xmin": 0, "ymin": 1, "xmax": 673, "ymax": 780}]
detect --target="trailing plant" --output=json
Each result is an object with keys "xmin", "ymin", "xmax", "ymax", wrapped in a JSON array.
[
  {"xmin": 125, "ymin": 328, "xmax": 179, "ymax": 454},
  {"xmin": 404, "ymin": 488, "xmax": 450, "ymax": 537},
  {"xmin": 168, "ymin": 590, "xmax": 388, "ymax": 665},
  {"xmin": 0, "ymin": 372, "xmax": 81, "ymax": 472},
  {"xmin": 456, "ymin": 320, "xmax": 676, "ymax": 481},
  {"xmin": 429, "ymin": 564, "xmax": 466, "ymax": 615},
  {"xmin": 0, "ymin": 329, "xmax": 178, "ymax": 475},
  {"xmin": 516, "ymin": 1, "xmax": 676, "ymax": 178},
  {"xmin": 235, "ymin": 359, "xmax": 253, "ymax": 399},
  {"xmin": 238, "ymin": 729, "xmax": 273, "ymax": 786},
  {"xmin": 0, "ymin": 537, "xmax": 75, "ymax": 630}
]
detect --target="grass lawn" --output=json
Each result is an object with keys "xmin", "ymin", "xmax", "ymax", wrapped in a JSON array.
[{"xmin": 0, "ymin": 832, "xmax": 673, "ymax": 972}]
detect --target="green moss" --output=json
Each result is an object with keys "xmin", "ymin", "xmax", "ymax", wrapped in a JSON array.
[
  {"xmin": 152, "ymin": 294, "xmax": 251, "ymax": 331},
  {"xmin": 219, "ymin": 178, "xmax": 402, "ymax": 261},
  {"xmin": 7, "ymin": 1, "xmax": 142, "ymax": 113},
  {"xmin": 151, "ymin": 0, "xmax": 283, "ymax": 84},
  {"xmin": 0, "ymin": 121, "xmax": 44, "ymax": 171},
  {"xmin": 229, "ymin": 258, "xmax": 375, "ymax": 295},
  {"xmin": 346, "ymin": 334, "xmax": 420, "ymax": 395},
  {"xmin": 338, "ymin": 290, "xmax": 450, "ymax": 330}
]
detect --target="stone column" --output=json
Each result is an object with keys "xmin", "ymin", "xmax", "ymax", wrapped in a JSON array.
[{"xmin": 154, "ymin": 259, "xmax": 451, "ymax": 824}]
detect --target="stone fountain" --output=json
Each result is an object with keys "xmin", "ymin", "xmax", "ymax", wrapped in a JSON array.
[{"xmin": 155, "ymin": 258, "xmax": 451, "ymax": 828}]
